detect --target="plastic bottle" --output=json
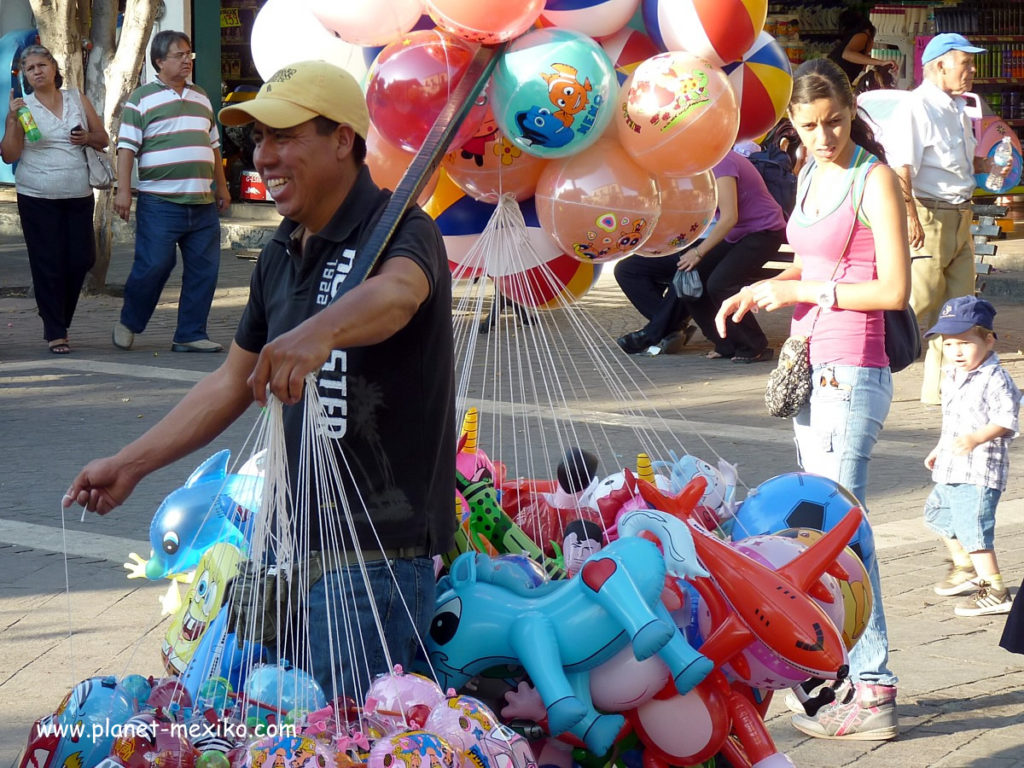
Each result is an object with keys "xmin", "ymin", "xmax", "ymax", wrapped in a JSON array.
[
  {"xmin": 986, "ymin": 136, "xmax": 1014, "ymax": 192},
  {"xmin": 10, "ymin": 69, "xmax": 41, "ymax": 142},
  {"xmin": 16, "ymin": 105, "xmax": 41, "ymax": 142}
]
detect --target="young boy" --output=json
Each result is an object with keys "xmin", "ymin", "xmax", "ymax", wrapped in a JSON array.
[{"xmin": 923, "ymin": 296, "xmax": 1021, "ymax": 617}]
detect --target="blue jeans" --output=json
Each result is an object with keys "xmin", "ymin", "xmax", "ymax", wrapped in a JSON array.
[
  {"xmin": 120, "ymin": 193, "xmax": 220, "ymax": 342},
  {"xmin": 793, "ymin": 364, "xmax": 897, "ymax": 687},
  {"xmin": 924, "ymin": 483, "xmax": 1001, "ymax": 552},
  {"xmin": 301, "ymin": 557, "xmax": 437, "ymax": 701}
]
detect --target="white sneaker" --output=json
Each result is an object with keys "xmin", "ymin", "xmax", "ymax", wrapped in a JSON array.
[
  {"xmin": 112, "ymin": 322, "xmax": 134, "ymax": 350},
  {"xmin": 171, "ymin": 338, "xmax": 224, "ymax": 353}
]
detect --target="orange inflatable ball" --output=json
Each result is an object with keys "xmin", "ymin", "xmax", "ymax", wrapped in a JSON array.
[
  {"xmin": 639, "ymin": 170, "xmax": 718, "ymax": 256},
  {"xmin": 494, "ymin": 252, "xmax": 601, "ymax": 310},
  {"xmin": 535, "ymin": 137, "xmax": 661, "ymax": 263},
  {"xmin": 442, "ymin": 110, "xmax": 548, "ymax": 203},
  {"xmin": 365, "ymin": 124, "xmax": 439, "ymax": 204},
  {"xmin": 425, "ymin": 0, "xmax": 545, "ymax": 44},
  {"xmin": 616, "ymin": 51, "xmax": 739, "ymax": 178}
]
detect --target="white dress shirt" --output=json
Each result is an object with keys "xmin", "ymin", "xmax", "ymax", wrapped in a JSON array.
[{"xmin": 888, "ymin": 79, "xmax": 977, "ymax": 204}]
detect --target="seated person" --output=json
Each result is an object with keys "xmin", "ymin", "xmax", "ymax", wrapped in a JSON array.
[
  {"xmin": 613, "ymin": 244, "xmax": 705, "ymax": 355},
  {"xmin": 676, "ymin": 149, "xmax": 787, "ymax": 363}
]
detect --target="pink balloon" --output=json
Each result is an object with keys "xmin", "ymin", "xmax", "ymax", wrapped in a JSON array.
[
  {"xmin": 638, "ymin": 171, "xmax": 718, "ymax": 256},
  {"xmin": 535, "ymin": 137, "xmax": 660, "ymax": 263},
  {"xmin": 308, "ymin": 0, "xmax": 425, "ymax": 46},
  {"xmin": 366, "ymin": 124, "xmax": 440, "ymax": 203},
  {"xmin": 615, "ymin": 51, "xmax": 739, "ymax": 177},
  {"xmin": 425, "ymin": 0, "xmax": 545, "ymax": 44},
  {"xmin": 366, "ymin": 29, "xmax": 487, "ymax": 153},
  {"xmin": 442, "ymin": 106, "xmax": 548, "ymax": 203}
]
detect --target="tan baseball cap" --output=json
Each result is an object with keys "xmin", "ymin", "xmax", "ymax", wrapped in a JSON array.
[{"xmin": 219, "ymin": 60, "xmax": 369, "ymax": 139}]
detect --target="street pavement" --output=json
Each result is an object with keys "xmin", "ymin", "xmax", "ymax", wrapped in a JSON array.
[{"xmin": 1, "ymin": 226, "xmax": 1024, "ymax": 767}]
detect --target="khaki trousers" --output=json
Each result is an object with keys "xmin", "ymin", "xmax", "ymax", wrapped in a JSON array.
[{"xmin": 909, "ymin": 202, "xmax": 974, "ymax": 404}]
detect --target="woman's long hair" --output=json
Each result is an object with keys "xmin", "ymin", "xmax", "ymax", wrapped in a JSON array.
[{"xmin": 789, "ymin": 57, "xmax": 887, "ymax": 163}]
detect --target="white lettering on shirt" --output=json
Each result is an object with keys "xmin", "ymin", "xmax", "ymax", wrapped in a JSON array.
[{"xmin": 315, "ymin": 247, "xmax": 357, "ymax": 436}]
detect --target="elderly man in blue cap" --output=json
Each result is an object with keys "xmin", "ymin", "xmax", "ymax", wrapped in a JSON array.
[{"xmin": 888, "ymin": 34, "xmax": 1010, "ymax": 405}]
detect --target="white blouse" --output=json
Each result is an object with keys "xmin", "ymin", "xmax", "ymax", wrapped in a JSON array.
[{"xmin": 13, "ymin": 88, "xmax": 91, "ymax": 199}]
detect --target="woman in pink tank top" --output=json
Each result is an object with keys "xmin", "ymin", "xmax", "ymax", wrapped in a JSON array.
[{"xmin": 716, "ymin": 58, "xmax": 911, "ymax": 741}]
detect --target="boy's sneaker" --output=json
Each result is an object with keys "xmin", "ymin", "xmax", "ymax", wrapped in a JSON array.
[
  {"xmin": 954, "ymin": 582, "xmax": 1012, "ymax": 616},
  {"xmin": 791, "ymin": 683, "xmax": 898, "ymax": 741},
  {"xmin": 934, "ymin": 564, "xmax": 979, "ymax": 596}
]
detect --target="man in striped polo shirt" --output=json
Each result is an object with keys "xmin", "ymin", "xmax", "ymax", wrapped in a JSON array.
[{"xmin": 112, "ymin": 30, "xmax": 231, "ymax": 353}]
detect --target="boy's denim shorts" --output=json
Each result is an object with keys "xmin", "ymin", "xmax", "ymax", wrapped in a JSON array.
[{"xmin": 923, "ymin": 482, "xmax": 1001, "ymax": 552}]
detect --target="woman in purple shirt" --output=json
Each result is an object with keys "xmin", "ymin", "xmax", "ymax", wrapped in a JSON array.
[{"xmin": 675, "ymin": 150, "xmax": 787, "ymax": 362}]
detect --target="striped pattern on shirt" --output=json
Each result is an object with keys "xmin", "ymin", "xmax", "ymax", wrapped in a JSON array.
[{"xmin": 118, "ymin": 80, "xmax": 220, "ymax": 204}]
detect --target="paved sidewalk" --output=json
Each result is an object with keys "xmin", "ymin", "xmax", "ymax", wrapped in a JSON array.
[{"xmin": 1, "ymin": 229, "xmax": 1024, "ymax": 767}]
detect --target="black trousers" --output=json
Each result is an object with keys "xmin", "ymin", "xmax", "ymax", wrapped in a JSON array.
[
  {"xmin": 684, "ymin": 229, "xmax": 786, "ymax": 357},
  {"xmin": 613, "ymin": 252, "xmax": 690, "ymax": 342},
  {"xmin": 17, "ymin": 193, "xmax": 96, "ymax": 342}
]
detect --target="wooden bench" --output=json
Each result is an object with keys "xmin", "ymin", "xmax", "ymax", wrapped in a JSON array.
[{"xmin": 759, "ymin": 202, "xmax": 1009, "ymax": 281}]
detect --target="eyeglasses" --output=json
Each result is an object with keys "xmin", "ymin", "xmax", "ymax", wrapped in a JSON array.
[{"xmin": 166, "ymin": 51, "xmax": 196, "ymax": 61}]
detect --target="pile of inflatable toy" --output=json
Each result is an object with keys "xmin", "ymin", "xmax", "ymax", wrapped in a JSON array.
[{"xmin": 21, "ymin": 412, "xmax": 875, "ymax": 768}]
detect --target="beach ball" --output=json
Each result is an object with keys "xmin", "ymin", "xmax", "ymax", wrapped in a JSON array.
[
  {"xmin": 535, "ymin": 137, "xmax": 660, "ymax": 263},
  {"xmin": 248, "ymin": 735, "xmax": 335, "ymax": 768},
  {"xmin": 366, "ymin": 29, "xmax": 487, "ymax": 152},
  {"xmin": 368, "ymin": 730, "xmax": 460, "ymax": 768},
  {"xmin": 423, "ymin": 170, "xmax": 496, "ymax": 276},
  {"xmin": 306, "ymin": 0, "xmax": 424, "ymax": 46},
  {"xmin": 732, "ymin": 472, "xmax": 875, "ymax": 568},
  {"xmin": 973, "ymin": 116, "xmax": 1023, "ymax": 194},
  {"xmin": 492, "ymin": 28, "xmax": 618, "ymax": 159},
  {"xmin": 642, "ymin": 0, "xmax": 768, "ymax": 68},
  {"xmin": 494, "ymin": 251, "xmax": 601, "ymax": 309},
  {"xmin": 251, "ymin": 0, "xmax": 368, "ymax": 83},
  {"xmin": 442, "ymin": 106, "xmax": 548, "ymax": 202},
  {"xmin": 366, "ymin": 124, "xmax": 440, "ymax": 203},
  {"xmin": 723, "ymin": 32, "xmax": 793, "ymax": 142},
  {"xmin": 638, "ymin": 170, "xmax": 717, "ymax": 256},
  {"xmin": 779, "ymin": 528, "xmax": 873, "ymax": 649},
  {"xmin": 425, "ymin": 0, "xmax": 545, "ymax": 44},
  {"xmin": 538, "ymin": 0, "xmax": 640, "ymax": 40},
  {"xmin": 616, "ymin": 51, "xmax": 739, "ymax": 177},
  {"xmin": 600, "ymin": 26, "xmax": 661, "ymax": 86}
]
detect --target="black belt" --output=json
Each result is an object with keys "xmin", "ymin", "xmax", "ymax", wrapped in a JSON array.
[
  {"xmin": 311, "ymin": 546, "xmax": 429, "ymax": 571},
  {"xmin": 915, "ymin": 197, "xmax": 971, "ymax": 211}
]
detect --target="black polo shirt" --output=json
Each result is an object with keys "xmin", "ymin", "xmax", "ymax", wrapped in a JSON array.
[{"xmin": 235, "ymin": 166, "xmax": 456, "ymax": 555}]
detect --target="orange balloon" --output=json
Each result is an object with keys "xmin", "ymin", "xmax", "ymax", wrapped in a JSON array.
[
  {"xmin": 616, "ymin": 51, "xmax": 739, "ymax": 177},
  {"xmin": 535, "ymin": 137, "xmax": 660, "ymax": 264},
  {"xmin": 365, "ymin": 124, "xmax": 439, "ymax": 205},
  {"xmin": 442, "ymin": 110, "xmax": 548, "ymax": 203},
  {"xmin": 638, "ymin": 171, "xmax": 718, "ymax": 256}
]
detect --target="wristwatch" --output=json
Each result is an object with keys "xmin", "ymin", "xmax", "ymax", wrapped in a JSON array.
[{"xmin": 817, "ymin": 281, "xmax": 837, "ymax": 309}]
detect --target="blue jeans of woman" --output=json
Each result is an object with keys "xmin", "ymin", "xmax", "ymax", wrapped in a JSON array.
[
  {"xmin": 119, "ymin": 193, "xmax": 220, "ymax": 343},
  {"xmin": 793, "ymin": 363, "xmax": 897, "ymax": 687}
]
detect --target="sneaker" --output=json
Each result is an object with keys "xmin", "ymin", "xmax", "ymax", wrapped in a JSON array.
[
  {"xmin": 934, "ymin": 564, "xmax": 979, "ymax": 596},
  {"xmin": 954, "ymin": 582, "xmax": 1012, "ymax": 616},
  {"xmin": 171, "ymin": 338, "xmax": 224, "ymax": 353},
  {"xmin": 791, "ymin": 683, "xmax": 898, "ymax": 741},
  {"xmin": 112, "ymin": 322, "xmax": 135, "ymax": 350}
]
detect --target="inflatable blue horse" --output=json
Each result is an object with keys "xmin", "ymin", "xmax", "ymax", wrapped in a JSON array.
[{"xmin": 427, "ymin": 508, "xmax": 714, "ymax": 755}]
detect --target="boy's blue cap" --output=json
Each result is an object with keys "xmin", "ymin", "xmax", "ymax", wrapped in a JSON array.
[
  {"xmin": 925, "ymin": 295, "xmax": 997, "ymax": 338},
  {"xmin": 921, "ymin": 33, "xmax": 986, "ymax": 65}
]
